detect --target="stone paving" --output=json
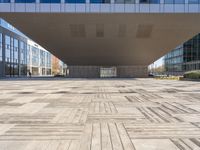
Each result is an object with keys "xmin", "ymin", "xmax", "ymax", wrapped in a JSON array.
[{"xmin": 0, "ymin": 78, "xmax": 200, "ymax": 150}]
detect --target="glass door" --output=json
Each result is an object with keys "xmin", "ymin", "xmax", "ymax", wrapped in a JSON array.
[{"xmin": 100, "ymin": 67, "xmax": 117, "ymax": 78}]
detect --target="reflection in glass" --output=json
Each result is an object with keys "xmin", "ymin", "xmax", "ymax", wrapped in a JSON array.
[
  {"xmin": 15, "ymin": 0, "xmax": 35, "ymax": 3},
  {"xmin": 65, "ymin": 0, "xmax": 85, "ymax": 3},
  {"xmin": 140, "ymin": 0, "xmax": 160, "ymax": 3},
  {"xmin": 5, "ymin": 35, "xmax": 10, "ymax": 63},
  {"xmin": 174, "ymin": 0, "xmax": 184, "ymax": 3},
  {"xmin": 188, "ymin": 0, "xmax": 198, "ymax": 3},
  {"xmin": 125, "ymin": 0, "xmax": 135, "ymax": 3},
  {"xmin": 90, "ymin": 0, "xmax": 110, "ymax": 3},
  {"xmin": 164, "ymin": 0, "xmax": 173, "ymax": 3},
  {"xmin": 165, "ymin": 0, "xmax": 184, "ymax": 3},
  {"xmin": 0, "ymin": 0, "xmax": 10, "ymax": 3},
  {"xmin": 40, "ymin": 0, "xmax": 61, "ymax": 3},
  {"xmin": 0, "ymin": 33, "xmax": 2, "ymax": 61}
]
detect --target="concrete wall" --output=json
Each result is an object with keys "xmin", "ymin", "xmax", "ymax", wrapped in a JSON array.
[
  {"xmin": 68, "ymin": 65, "xmax": 148, "ymax": 78},
  {"xmin": 68, "ymin": 66, "xmax": 100, "ymax": 78},
  {"xmin": 117, "ymin": 66, "xmax": 148, "ymax": 78}
]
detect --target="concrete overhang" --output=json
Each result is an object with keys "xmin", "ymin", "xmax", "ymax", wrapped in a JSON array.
[{"xmin": 0, "ymin": 13, "xmax": 200, "ymax": 65}]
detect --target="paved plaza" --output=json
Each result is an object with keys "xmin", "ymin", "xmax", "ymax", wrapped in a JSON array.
[{"xmin": 0, "ymin": 78, "xmax": 200, "ymax": 150}]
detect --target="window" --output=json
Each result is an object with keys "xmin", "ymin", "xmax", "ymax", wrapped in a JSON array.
[
  {"xmin": 140, "ymin": 0, "xmax": 160, "ymax": 3},
  {"xmin": 40, "ymin": 0, "xmax": 61, "ymax": 3},
  {"xmin": 19, "ymin": 41, "xmax": 27, "ymax": 66},
  {"xmin": 188, "ymin": 0, "xmax": 198, "ymax": 3},
  {"xmin": 165, "ymin": 0, "xmax": 184, "ymax": 3},
  {"xmin": 0, "ymin": 33, "xmax": 2, "ymax": 61},
  {"xmin": 115, "ymin": 0, "xmax": 124, "ymax": 3},
  {"xmin": 27, "ymin": 44, "xmax": 30, "ymax": 65},
  {"xmin": 125, "ymin": 0, "xmax": 135, "ymax": 3},
  {"xmin": 0, "ymin": 0, "xmax": 10, "ymax": 3},
  {"xmin": 10, "ymin": 37, "xmax": 14, "ymax": 63},
  {"xmin": 90, "ymin": 0, "xmax": 110, "ymax": 3},
  {"xmin": 46, "ymin": 52, "xmax": 51, "ymax": 68},
  {"xmin": 15, "ymin": 0, "xmax": 35, "ymax": 3},
  {"xmin": 32, "ymin": 46, "xmax": 39, "ymax": 67},
  {"xmin": 14, "ymin": 39, "xmax": 19, "ymax": 63},
  {"xmin": 149, "ymin": 0, "xmax": 159, "ymax": 3},
  {"xmin": 5, "ymin": 35, "xmax": 10, "ymax": 63},
  {"xmin": 174, "ymin": 0, "xmax": 184, "ymax": 3},
  {"xmin": 165, "ymin": 0, "xmax": 174, "ymax": 3},
  {"xmin": 65, "ymin": 0, "xmax": 85, "ymax": 3},
  {"xmin": 115, "ymin": 0, "xmax": 135, "ymax": 3},
  {"xmin": 40, "ymin": 50, "xmax": 45, "ymax": 67}
]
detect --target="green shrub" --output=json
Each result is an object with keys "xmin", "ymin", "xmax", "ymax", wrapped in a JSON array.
[{"xmin": 183, "ymin": 70, "xmax": 200, "ymax": 79}]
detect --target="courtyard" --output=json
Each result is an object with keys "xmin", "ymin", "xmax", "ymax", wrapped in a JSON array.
[{"xmin": 0, "ymin": 78, "xmax": 200, "ymax": 150}]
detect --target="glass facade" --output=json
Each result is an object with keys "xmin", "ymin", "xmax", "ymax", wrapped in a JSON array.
[
  {"xmin": 0, "ymin": 33, "xmax": 2, "ymax": 61},
  {"xmin": 0, "ymin": 18, "xmax": 66, "ymax": 78},
  {"xmin": 5, "ymin": 35, "xmax": 11, "ymax": 76},
  {"xmin": 13, "ymin": 39, "xmax": 19, "ymax": 76},
  {"xmin": 165, "ymin": 0, "xmax": 184, "ymax": 3},
  {"xmin": 31, "ymin": 46, "xmax": 39, "ymax": 67},
  {"xmin": 164, "ymin": 34, "xmax": 200, "ymax": 75},
  {"xmin": 0, "ymin": 0, "xmax": 10, "ymax": 3},
  {"xmin": 3, "ymin": 0, "xmax": 194, "ymax": 3},
  {"xmin": 115, "ymin": 0, "xmax": 135, "ymax": 3},
  {"xmin": 90, "ymin": 0, "xmax": 110, "ymax": 3},
  {"xmin": 164, "ymin": 46, "xmax": 183, "ymax": 73},
  {"xmin": 3, "ymin": 0, "xmax": 197, "ymax": 3},
  {"xmin": 140, "ymin": 0, "xmax": 160, "ymax": 4},
  {"xmin": 20, "ymin": 41, "xmax": 27, "ymax": 75},
  {"xmin": 15, "ymin": 0, "xmax": 35, "ymax": 3},
  {"xmin": 188, "ymin": 0, "xmax": 199, "ymax": 3},
  {"xmin": 65, "ymin": 0, "xmax": 85, "ymax": 3},
  {"xmin": 3, "ymin": 35, "xmax": 23, "ymax": 76},
  {"xmin": 40, "ymin": 0, "xmax": 60, "ymax": 3}
]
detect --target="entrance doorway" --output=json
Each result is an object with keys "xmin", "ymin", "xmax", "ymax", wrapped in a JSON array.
[{"xmin": 100, "ymin": 67, "xmax": 117, "ymax": 78}]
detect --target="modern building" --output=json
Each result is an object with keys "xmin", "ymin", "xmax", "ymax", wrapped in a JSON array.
[
  {"xmin": 1, "ymin": 1, "xmax": 200, "ymax": 77},
  {"xmin": 27, "ymin": 39, "xmax": 52, "ymax": 76},
  {"xmin": 0, "ymin": 18, "xmax": 65, "ymax": 77},
  {"xmin": 164, "ymin": 33, "xmax": 200, "ymax": 75},
  {"xmin": 52, "ymin": 55, "xmax": 67, "ymax": 75}
]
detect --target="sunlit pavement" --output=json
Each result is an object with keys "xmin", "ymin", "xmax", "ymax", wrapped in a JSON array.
[{"xmin": 0, "ymin": 78, "xmax": 200, "ymax": 150}]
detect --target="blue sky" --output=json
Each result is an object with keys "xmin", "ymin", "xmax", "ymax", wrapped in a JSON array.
[{"xmin": 149, "ymin": 56, "xmax": 164, "ymax": 68}]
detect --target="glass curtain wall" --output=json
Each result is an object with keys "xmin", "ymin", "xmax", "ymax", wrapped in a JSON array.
[
  {"xmin": 164, "ymin": 33, "xmax": 200, "ymax": 74},
  {"xmin": 140, "ymin": 0, "xmax": 159, "ymax": 3},
  {"xmin": 0, "ymin": 33, "xmax": 2, "ymax": 62},
  {"xmin": 183, "ymin": 34, "xmax": 200, "ymax": 71},
  {"xmin": 31, "ymin": 46, "xmax": 39, "ymax": 75},
  {"xmin": 165, "ymin": 0, "xmax": 184, "ymax": 3},
  {"xmin": 40, "ymin": 50, "xmax": 46, "ymax": 75},
  {"xmin": 15, "ymin": 0, "xmax": 35, "ymax": 3},
  {"xmin": 0, "ymin": 0, "xmax": 10, "ymax": 3},
  {"xmin": 5, "ymin": 35, "xmax": 11, "ymax": 76},
  {"xmin": 4, "ymin": 35, "xmax": 27, "ymax": 76},
  {"xmin": 20, "ymin": 41, "xmax": 27, "ymax": 76},
  {"xmin": 115, "ymin": 0, "xmax": 135, "ymax": 3},
  {"xmin": 13, "ymin": 38, "xmax": 19, "ymax": 76},
  {"xmin": 46, "ymin": 52, "xmax": 51, "ymax": 75},
  {"xmin": 164, "ymin": 46, "xmax": 183, "ymax": 73}
]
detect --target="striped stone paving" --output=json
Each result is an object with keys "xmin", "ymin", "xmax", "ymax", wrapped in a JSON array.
[{"xmin": 0, "ymin": 78, "xmax": 200, "ymax": 150}]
